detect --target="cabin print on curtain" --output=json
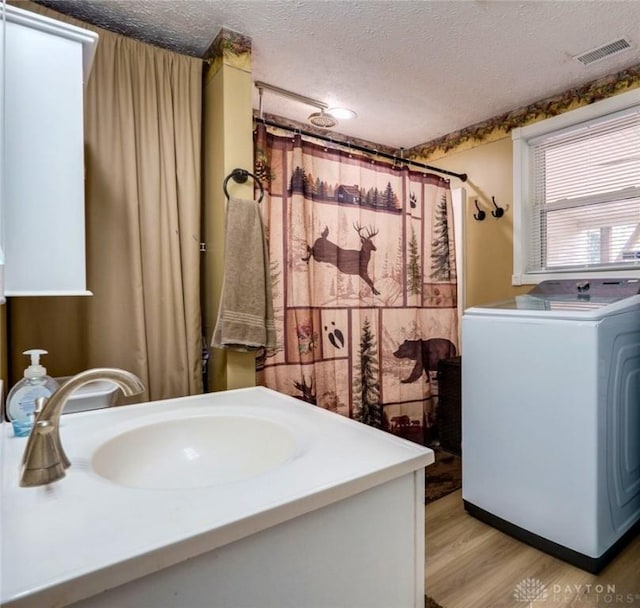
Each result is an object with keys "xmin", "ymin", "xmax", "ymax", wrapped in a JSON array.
[{"xmin": 255, "ymin": 123, "xmax": 458, "ymax": 445}]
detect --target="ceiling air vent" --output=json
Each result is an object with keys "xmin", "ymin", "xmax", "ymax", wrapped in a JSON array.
[{"xmin": 574, "ymin": 38, "xmax": 632, "ymax": 66}]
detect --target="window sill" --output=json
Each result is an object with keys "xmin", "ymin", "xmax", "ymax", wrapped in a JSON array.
[{"xmin": 512, "ymin": 268, "xmax": 640, "ymax": 286}]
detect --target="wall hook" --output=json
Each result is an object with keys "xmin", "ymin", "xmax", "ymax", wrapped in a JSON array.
[
  {"xmin": 473, "ymin": 199, "xmax": 486, "ymax": 221},
  {"xmin": 491, "ymin": 196, "xmax": 505, "ymax": 218}
]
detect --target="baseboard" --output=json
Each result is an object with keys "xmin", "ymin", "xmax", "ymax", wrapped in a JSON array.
[{"xmin": 463, "ymin": 500, "xmax": 640, "ymax": 574}]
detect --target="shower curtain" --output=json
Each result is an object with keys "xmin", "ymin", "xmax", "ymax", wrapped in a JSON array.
[{"xmin": 255, "ymin": 124, "xmax": 458, "ymax": 445}]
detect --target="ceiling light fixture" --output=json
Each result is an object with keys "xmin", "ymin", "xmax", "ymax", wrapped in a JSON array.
[
  {"xmin": 328, "ymin": 107, "xmax": 357, "ymax": 120},
  {"xmin": 255, "ymin": 80, "xmax": 355, "ymax": 129}
]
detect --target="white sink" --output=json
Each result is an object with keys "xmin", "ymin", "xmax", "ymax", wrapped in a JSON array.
[{"xmin": 91, "ymin": 415, "xmax": 298, "ymax": 489}]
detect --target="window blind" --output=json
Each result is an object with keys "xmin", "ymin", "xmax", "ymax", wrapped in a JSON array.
[{"xmin": 526, "ymin": 106, "xmax": 640, "ymax": 273}]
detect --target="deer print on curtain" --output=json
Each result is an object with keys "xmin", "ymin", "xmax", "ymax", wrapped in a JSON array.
[{"xmin": 255, "ymin": 123, "xmax": 458, "ymax": 445}]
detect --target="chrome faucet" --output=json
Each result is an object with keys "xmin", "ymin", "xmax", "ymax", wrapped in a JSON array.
[{"xmin": 20, "ymin": 368, "xmax": 145, "ymax": 487}]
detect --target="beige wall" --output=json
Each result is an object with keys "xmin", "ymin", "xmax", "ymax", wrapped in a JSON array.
[
  {"xmin": 423, "ymin": 137, "xmax": 529, "ymax": 308},
  {"xmin": 202, "ymin": 44, "xmax": 257, "ymax": 392},
  {"xmin": 6, "ymin": 298, "xmax": 87, "ymax": 386}
]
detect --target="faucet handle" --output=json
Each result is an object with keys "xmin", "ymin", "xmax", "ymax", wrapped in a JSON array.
[
  {"xmin": 20, "ymin": 420, "xmax": 67, "ymax": 487},
  {"xmin": 30, "ymin": 394, "xmax": 71, "ymax": 470}
]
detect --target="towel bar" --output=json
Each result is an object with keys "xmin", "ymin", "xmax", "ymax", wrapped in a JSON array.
[{"xmin": 223, "ymin": 168, "xmax": 265, "ymax": 203}]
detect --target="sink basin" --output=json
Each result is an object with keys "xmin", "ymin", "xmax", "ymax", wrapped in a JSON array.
[{"xmin": 91, "ymin": 415, "xmax": 298, "ymax": 489}]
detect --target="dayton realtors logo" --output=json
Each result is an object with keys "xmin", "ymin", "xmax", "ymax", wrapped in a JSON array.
[
  {"xmin": 513, "ymin": 578, "xmax": 640, "ymax": 605},
  {"xmin": 513, "ymin": 578, "xmax": 548, "ymax": 606}
]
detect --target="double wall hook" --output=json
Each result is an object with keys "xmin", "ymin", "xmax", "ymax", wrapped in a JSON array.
[
  {"xmin": 491, "ymin": 196, "xmax": 505, "ymax": 218},
  {"xmin": 473, "ymin": 199, "xmax": 486, "ymax": 221}
]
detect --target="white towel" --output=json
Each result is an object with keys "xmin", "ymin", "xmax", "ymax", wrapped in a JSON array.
[{"xmin": 212, "ymin": 197, "xmax": 276, "ymax": 351}]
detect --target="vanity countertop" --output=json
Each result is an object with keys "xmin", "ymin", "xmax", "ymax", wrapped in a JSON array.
[{"xmin": 1, "ymin": 386, "xmax": 433, "ymax": 608}]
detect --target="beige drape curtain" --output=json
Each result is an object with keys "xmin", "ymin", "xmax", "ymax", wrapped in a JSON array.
[{"xmin": 10, "ymin": 2, "xmax": 203, "ymax": 400}]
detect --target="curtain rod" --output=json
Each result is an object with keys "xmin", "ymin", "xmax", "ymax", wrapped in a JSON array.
[{"xmin": 256, "ymin": 118, "xmax": 468, "ymax": 182}]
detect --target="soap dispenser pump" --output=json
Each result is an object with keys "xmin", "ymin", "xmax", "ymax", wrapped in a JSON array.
[{"xmin": 6, "ymin": 349, "xmax": 59, "ymax": 437}]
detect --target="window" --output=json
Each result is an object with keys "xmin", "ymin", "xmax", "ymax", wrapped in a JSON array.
[{"xmin": 512, "ymin": 88, "xmax": 640, "ymax": 284}]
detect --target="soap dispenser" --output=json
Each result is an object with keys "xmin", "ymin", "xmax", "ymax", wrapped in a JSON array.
[{"xmin": 6, "ymin": 349, "xmax": 59, "ymax": 437}]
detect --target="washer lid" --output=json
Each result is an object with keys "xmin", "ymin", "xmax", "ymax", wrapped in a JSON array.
[
  {"xmin": 465, "ymin": 278, "xmax": 640, "ymax": 320},
  {"xmin": 529, "ymin": 278, "xmax": 640, "ymax": 299}
]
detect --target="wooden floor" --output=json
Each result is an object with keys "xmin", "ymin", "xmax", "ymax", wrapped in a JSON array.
[{"xmin": 425, "ymin": 490, "xmax": 640, "ymax": 608}]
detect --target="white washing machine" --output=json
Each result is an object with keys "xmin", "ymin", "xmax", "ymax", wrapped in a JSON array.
[{"xmin": 462, "ymin": 278, "xmax": 640, "ymax": 573}]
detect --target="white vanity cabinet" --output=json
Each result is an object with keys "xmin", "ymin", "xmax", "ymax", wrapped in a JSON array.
[
  {"xmin": 1, "ymin": 387, "xmax": 434, "ymax": 608},
  {"xmin": 69, "ymin": 472, "xmax": 425, "ymax": 608},
  {"xmin": 2, "ymin": 5, "xmax": 97, "ymax": 296}
]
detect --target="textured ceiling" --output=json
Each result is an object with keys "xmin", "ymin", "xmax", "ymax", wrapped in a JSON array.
[{"xmin": 34, "ymin": 0, "xmax": 640, "ymax": 150}]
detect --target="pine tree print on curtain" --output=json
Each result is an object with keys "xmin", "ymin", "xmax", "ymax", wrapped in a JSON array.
[
  {"xmin": 353, "ymin": 315, "xmax": 383, "ymax": 428},
  {"xmin": 431, "ymin": 194, "xmax": 451, "ymax": 281},
  {"xmin": 254, "ymin": 123, "xmax": 458, "ymax": 445},
  {"xmin": 408, "ymin": 227, "xmax": 422, "ymax": 295}
]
